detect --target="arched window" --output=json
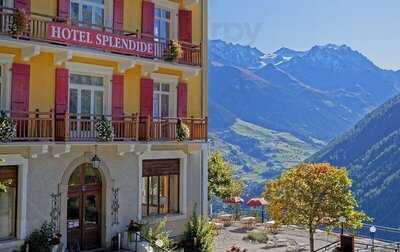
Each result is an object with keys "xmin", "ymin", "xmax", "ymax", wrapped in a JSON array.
[{"xmin": 68, "ymin": 163, "xmax": 101, "ymax": 187}]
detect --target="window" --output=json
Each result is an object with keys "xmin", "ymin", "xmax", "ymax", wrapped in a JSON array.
[
  {"xmin": 142, "ymin": 159, "xmax": 180, "ymax": 217},
  {"xmin": 71, "ymin": 0, "xmax": 105, "ymax": 27},
  {"xmin": 153, "ymin": 82, "xmax": 173, "ymax": 118},
  {"xmin": 69, "ymin": 73, "xmax": 104, "ymax": 115},
  {"xmin": 0, "ymin": 166, "xmax": 17, "ymax": 240},
  {"xmin": 154, "ymin": 7, "xmax": 171, "ymax": 42}
]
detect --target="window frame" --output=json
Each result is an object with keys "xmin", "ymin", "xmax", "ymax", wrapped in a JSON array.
[
  {"xmin": 70, "ymin": 0, "xmax": 113, "ymax": 29},
  {"xmin": 69, "ymin": 73, "xmax": 106, "ymax": 116},
  {"xmin": 0, "ymin": 166, "xmax": 18, "ymax": 241},
  {"xmin": 154, "ymin": 0, "xmax": 179, "ymax": 41},
  {"xmin": 151, "ymin": 73, "xmax": 179, "ymax": 118},
  {"xmin": 0, "ymin": 54, "xmax": 14, "ymax": 112},
  {"xmin": 142, "ymin": 173, "xmax": 180, "ymax": 217},
  {"xmin": 0, "ymin": 155, "xmax": 28, "ymax": 243},
  {"xmin": 138, "ymin": 152, "xmax": 187, "ymax": 222},
  {"xmin": 66, "ymin": 62, "xmax": 113, "ymax": 116}
]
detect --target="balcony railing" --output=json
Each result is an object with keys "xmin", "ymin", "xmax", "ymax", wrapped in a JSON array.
[
  {"xmin": 0, "ymin": 7, "xmax": 202, "ymax": 66},
  {"xmin": 4, "ymin": 110, "xmax": 207, "ymax": 143}
]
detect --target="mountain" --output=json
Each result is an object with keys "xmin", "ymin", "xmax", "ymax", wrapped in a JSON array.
[
  {"xmin": 210, "ymin": 40, "xmax": 400, "ymax": 142},
  {"xmin": 208, "ymin": 39, "xmax": 400, "ymax": 198},
  {"xmin": 309, "ymin": 94, "xmax": 400, "ymax": 227}
]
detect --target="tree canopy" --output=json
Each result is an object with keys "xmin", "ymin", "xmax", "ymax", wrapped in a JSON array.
[
  {"xmin": 264, "ymin": 163, "xmax": 368, "ymax": 251},
  {"xmin": 208, "ymin": 151, "xmax": 244, "ymax": 200}
]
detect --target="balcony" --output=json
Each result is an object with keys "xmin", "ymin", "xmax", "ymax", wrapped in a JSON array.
[
  {"xmin": 7, "ymin": 111, "xmax": 207, "ymax": 143},
  {"xmin": 0, "ymin": 7, "xmax": 202, "ymax": 66}
]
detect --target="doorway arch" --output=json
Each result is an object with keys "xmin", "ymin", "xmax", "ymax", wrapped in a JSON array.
[{"xmin": 67, "ymin": 163, "xmax": 102, "ymax": 250}]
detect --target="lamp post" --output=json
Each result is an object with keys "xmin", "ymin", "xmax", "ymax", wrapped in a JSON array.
[
  {"xmin": 370, "ymin": 226, "xmax": 376, "ymax": 252},
  {"xmin": 339, "ymin": 216, "xmax": 346, "ymax": 235}
]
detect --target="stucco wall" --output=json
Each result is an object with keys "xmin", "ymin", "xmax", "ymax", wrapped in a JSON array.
[{"xmin": 0, "ymin": 143, "xmax": 207, "ymax": 249}]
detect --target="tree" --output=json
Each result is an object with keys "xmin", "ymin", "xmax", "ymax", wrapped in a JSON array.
[
  {"xmin": 208, "ymin": 151, "xmax": 244, "ymax": 200},
  {"xmin": 264, "ymin": 163, "xmax": 368, "ymax": 252}
]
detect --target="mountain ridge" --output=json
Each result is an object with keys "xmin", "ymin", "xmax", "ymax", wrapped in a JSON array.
[
  {"xmin": 308, "ymin": 94, "xmax": 400, "ymax": 227},
  {"xmin": 209, "ymin": 40, "xmax": 400, "ymax": 207}
]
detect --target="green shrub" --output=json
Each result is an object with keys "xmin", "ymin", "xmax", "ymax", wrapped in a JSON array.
[
  {"xmin": 142, "ymin": 218, "xmax": 174, "ymax": 251},
  {"xmin": 243, "ymin": 231, "xmax": 268, "ymax": 243},
  {"xmin": 178, "ymin": 208, "xmax": 216, "ymax": 252},
  {"xmin": 19, "ymin": 222, "xmax": 55, "ymax": 252}
]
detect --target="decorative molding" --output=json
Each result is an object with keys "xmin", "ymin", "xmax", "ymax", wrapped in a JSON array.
[
  {"xmin": 182, "ymin": 69, "xmax": 200, "ymax": 81},
  {"xmin": 184, "ymin": 143, "xmax": 202, "ymax": 154},
  {"xmin": 151, "ymin": 72, "xmax": 180, "ymax": 84},
  {"xmin": 134, "ymin": 144, "xmax": 151, "ymax": 156},
  {"xmin": 118, "ymin": 61, "xmax": 136, "ymax": 73},
  {"xmin": 116, "ymin": 144, "xmax": 135, "ymax": 156},
  {"xmin": 111, "ymin": 187, "xmax": 120, "ymax": 226},
  {"xmin": 50, "ymin": 192, "xmax": 61, "ymax": 232},
  {"xmin": 66, "ymin": 62, "xmax": 114, "ymax": 76},
  {"xmin": 54, "ymin": 50, "xmax": 72, "ymax": 66},
  {"xmin": 21, "ymin": 45, "xmax": 40, "ymax": 61},
  {"xmin": 30, "ymin": 145, "xmax": 49, "ymax": 158},
  {"xmin": 184, "ymin": 0, "xmax": 199, "ymax": 8},
  {"xmin": 141, "ymin": 63, "xmax": 159, "ymax": 77},
  {"xmin": 52, "ymin": 144, "xmax": 71, "ymax": 158}
]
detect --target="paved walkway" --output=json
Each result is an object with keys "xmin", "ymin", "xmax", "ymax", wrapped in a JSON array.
[{"xmin": 214, "ymin": 223, "xmax": 338, "ymax": 252}]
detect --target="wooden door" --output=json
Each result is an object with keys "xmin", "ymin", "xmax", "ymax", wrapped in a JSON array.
[
  {"xmin": 82, "ymin": 190, "xmax": 101, "ymax": 250},
  {"xmin": 67, "ymin": 163, "xmax": 102, "ymax": 251}
]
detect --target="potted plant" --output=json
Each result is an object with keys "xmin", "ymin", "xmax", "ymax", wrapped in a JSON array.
[
  {"xmin": 19, "ymin": 222, "xmax": 56, "ymax": 252},
  {"xmin": 176, "ymin": 119, "xmax": 190, "ymax": 142},
  {"xmin": 176, "ymin": 208, "xmax": 216, "ymax": 252},
  {"xmin": 9, "ymin": 9, "xmax": 28, "ymax": 38},
  {"xmin": 50, "ymin": 233, "xmax": 62, "ymax": 252},
  {"xmin": 126, "ymin": 220, "xmax": 144, "ymax": 249},
  {"xmin": 95, "ymin": 115, "xmax": 114, "ymax": 142},
  {"xmin": 0, "ymin": 111, "xmax": 16, "ymax": 143},
  {"xmin": 165, "ymin": 40, "xmax": 183, "ymax": 62}
]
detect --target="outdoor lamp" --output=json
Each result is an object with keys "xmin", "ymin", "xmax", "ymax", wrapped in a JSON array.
[
  {"xmin": 369, "ymin": 226, "xmax": 376, "ymax": 233},
  {"xmin": 339, "ymin": 216, "xmax": 346, "ymax": 235},
  {"xmin": 91, "ymin": 154, "xmax": 101, "ymax": 169},
  {"xmin": 91, "ymin": 145, "xmax": 101, "ymax": 169}
]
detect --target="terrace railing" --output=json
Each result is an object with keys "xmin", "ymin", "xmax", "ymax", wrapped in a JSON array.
[
  {"xmin": 4, "ymin": 110, "xmax": 207, "ymax": 143},
  {"xmin": 0, "ymin": 7, "xmax": 202, "ymax": 66}
]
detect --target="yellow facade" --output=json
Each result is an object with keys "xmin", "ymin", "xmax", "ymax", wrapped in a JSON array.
[{"xmin": 0, "ymin": 0, "xmax": 207, "ymax": 119}]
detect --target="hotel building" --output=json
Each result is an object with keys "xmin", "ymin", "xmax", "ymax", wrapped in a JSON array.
[{"xmin": 0, "ymin": 0, "xmax": 208, "ymax": 250}]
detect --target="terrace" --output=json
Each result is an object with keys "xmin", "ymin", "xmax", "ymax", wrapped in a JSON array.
[
  {"xmin": 8, "ymin": 110, "xmax": 207, "ymax": 143},
  {"xmin": 0, "ymin": 7, "xmax": 202, "ymax": 67}
]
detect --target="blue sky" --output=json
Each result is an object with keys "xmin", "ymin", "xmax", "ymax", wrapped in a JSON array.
[{"xmin": 209, "ymin": 0, "xmax": 400, "ymax": 70}]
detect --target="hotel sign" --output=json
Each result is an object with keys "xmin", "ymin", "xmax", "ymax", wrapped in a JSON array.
[{"xmin": 47, "ymin": 23, "xmax": 154, "ymax": 57}]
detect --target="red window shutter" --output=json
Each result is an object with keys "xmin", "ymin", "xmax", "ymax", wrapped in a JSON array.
[
  {"xmin": 179, "ymin": 10, "xmax": 192, "ymax": 43},
  {"xmin": 141, "ymin": 1, "xmax": 155, "ymax": 38},
  {"xmin": 57, "ymin": 0, "xmax": 70, "ymax": 19},
  {"xmin": 14, "ymin": 0, "xmax": 31, "ymax": 12},
  {"xmin": 112, "ymin": 74, "xmax": 124, "ymax": 119},
  {"xmin": 11, "ymin": 63, "xmax": 30, "ymax": 115},
  {"xmin": 113, "ymin": 0, "xmax": 124, "ymax": 32},
  {"xmin": 55, "ymin": 68, "xmax": 69, "ymax": 115},
  {"xmin": 140, "ymin": 78, "xmax": 153, "ymax": 117},
  {"xmin": 177, "ymin": 82, "xmax": 188, "ymax": 118}
]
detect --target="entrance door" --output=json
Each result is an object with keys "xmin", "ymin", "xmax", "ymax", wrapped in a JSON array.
[{"xmin": 67, "ymin": 163, "xmax": 102, "ymax": 250}]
